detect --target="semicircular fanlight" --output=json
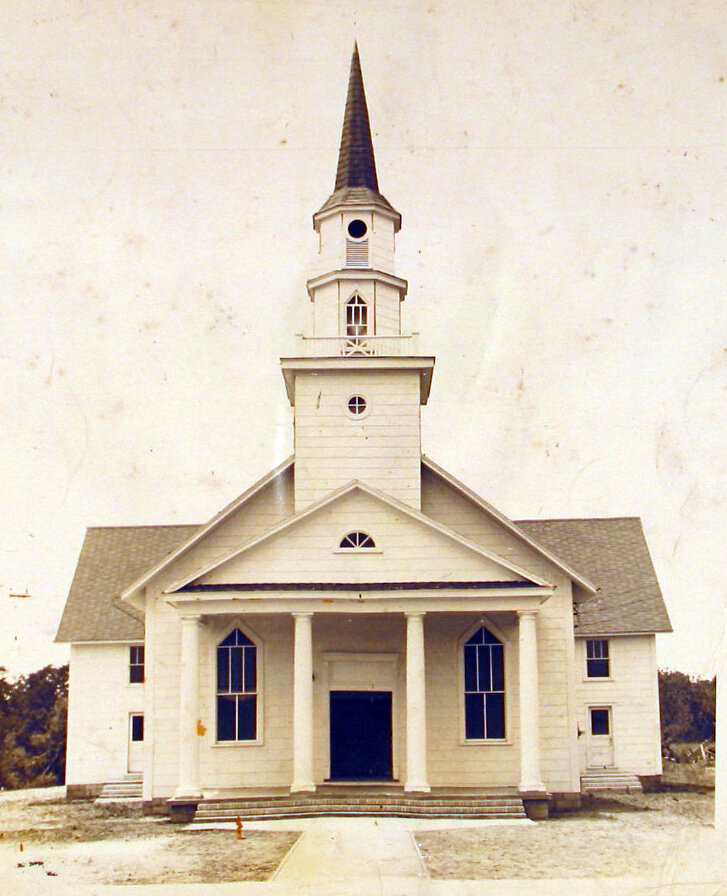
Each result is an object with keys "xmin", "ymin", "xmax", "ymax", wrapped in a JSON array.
[{"xmin": 339, "ymin": 531, "xmax": 376, "ymax": 549}]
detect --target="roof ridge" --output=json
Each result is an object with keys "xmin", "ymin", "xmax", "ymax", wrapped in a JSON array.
[
  {"xmin": 516, "ymin": 517, "xmax": 643, "ymax": 524},
  {"xmin": 86, "ymin": 523, "xmax": 201, "ymax": 531}
]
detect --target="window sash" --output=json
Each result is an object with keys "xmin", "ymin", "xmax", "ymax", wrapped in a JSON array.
[
  {"xmin": 464, "ymin": 631, "xmax": 505, "ymax": 740},
  {"xmin": 216, "ymin": 631, "xmax": 257, "ymax": 741},
  {"xmin": 129, "ymin": 645, "xmax": 145, "ymax": 683},
  {"xmin": 586, "ymin": 639, "xmax": 610, "ymax": 677}
]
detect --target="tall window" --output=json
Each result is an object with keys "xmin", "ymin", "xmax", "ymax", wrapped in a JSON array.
[
  {"xmin": 217, "ymin": 629, "xmax": 257, "ymax": 741},
  {"xmin": 129, "ymin": 645, "xmax": 144, "ymax": 683},
  {"xmin": 464, "ymin": 626, "xmax": 505, "ymax": 739},
  {"xmin": 346, "ymin": 295, "xmax": 368, "ymax": 337},
  {"xmin": 586, "ymin": 639, "xmax": 610, "ymax": 678}
]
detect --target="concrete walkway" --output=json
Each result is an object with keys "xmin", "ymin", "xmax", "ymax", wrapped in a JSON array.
[{"xmin": 4, "ymin": 816, "xmax": 726, "ymax": 896}]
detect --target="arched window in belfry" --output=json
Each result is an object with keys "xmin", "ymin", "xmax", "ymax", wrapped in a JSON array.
[{"xmin": 345, "ymin": 295, "xmax": 368, "ymax": 338}]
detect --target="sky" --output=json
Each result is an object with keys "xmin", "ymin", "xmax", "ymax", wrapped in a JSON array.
[{"xmin": 1, "ymin": 0, "xmax": 725, "ymax": 678}]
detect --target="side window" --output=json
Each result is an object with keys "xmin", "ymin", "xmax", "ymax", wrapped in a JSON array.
[
  {"xmin": 129, "ymin": 645, "xmax": 145, "ymax": 683},
  {"xmin": 217, "ymin": 629, "xmax": 257, "ymax": 742},
  {"xmin": 586, "ymin": 639, "xmax": 610, "ymax": 678},
  {"xmin": 464, "ymin": 626, "xmax": 505, "ymax": 739}
]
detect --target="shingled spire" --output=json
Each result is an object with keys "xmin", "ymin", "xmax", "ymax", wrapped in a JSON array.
[
  {"xmin": 335, "ymin": 43, "xmax": 379, "ymax": 192},
  {"xmin": 314, "ymin": 45, "xmax": 401, "ymax": 231}
]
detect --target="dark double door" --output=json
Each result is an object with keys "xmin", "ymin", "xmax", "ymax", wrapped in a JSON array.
[{"xmin": 329, "ymin": 690, "xmax": 393, "ymax": 780}]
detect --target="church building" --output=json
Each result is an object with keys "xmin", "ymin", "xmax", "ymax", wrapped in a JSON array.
[{"xmin": 56, "ymin": 47, "xmax": 671, "ymax": 820}]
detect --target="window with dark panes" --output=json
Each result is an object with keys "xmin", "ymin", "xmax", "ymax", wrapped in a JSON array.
[
  {"xmin": 464, "ymin": 626, "xmax": 505, "ymax": 739},
  {"xmin": 590, "ymin": 708, "xmax": 610, "ymax": 736},
  {"xmin": 129, "ymin": 645, "xmax": 145, "ymax": 683},
  {"xmin": 586, "ymin": 639, "xmax": 610, "ymax": 678},
  {"xmin": 217, "ymin": 629, "xmax": 257, "ymax": 741},
  {"xmin": 131, "ymin": 714, "xmax": 144, "ymax": 741}
]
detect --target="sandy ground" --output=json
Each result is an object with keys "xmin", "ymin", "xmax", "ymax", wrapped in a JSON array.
[
  {"xmin": 0, "ymin": 774, "xmax": 721, "ymax": 887},
  {"xmin": 0, "ymin": 788, "xmax": 298, "ymax": 885},
  {"xmin": 416, "ymin": 787, "xmax": 717, "ymax": 880}
]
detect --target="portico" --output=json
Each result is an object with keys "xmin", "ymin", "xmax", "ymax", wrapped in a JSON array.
[{"xmin": 168, "ymin": 585, "xmax": 551, "ymax": 803}]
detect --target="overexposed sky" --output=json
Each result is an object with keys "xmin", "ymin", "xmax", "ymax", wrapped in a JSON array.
[{"xmin": 1, "ymin": 0, "xmax": 725, "ymax": 677}]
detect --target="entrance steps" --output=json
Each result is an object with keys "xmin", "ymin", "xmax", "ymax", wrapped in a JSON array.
[
  {"xmin": 581, "ymin": 769, "xmax": 643, "ymax": 793},
  {"xmin": 95, "ymin": 774, "xmax": 143, "ymax": 802},
  {"xmin": 192, "ymin": 788, "xmax": 527, "ymax": 822}
]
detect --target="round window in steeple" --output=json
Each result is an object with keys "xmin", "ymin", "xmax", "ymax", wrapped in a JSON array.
[
  {"xmin": 347, "ymin": 219, "xmax": 367, "ymax": 239},
  {"xmin": 347, "ymin": 395, "xmax": 367, "ymax": 416}
]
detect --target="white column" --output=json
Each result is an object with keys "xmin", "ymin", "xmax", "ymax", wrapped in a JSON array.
[
  {"xmin": 405, "ymin": 611, "xmax": 430, "ymax": 792},
  {"xmin": 291, "ymin": 612, "xmax": 316, "ymax": 792},
  {"xmin": 174, "ymin": 615, "xmax": 203, "ymax": 799},
  {"xmin": 518, "ymin": 609, "xmax": 546, "ymax": 792}
]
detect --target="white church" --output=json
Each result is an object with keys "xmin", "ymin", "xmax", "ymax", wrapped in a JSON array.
[{"xmin": 56, "ymin": 47, "xmax": 671, "ymax": 821}]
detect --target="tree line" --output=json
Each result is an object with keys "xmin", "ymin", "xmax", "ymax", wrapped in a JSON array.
[
  {"xmin": 0, "ymin": 664, "xmax": 67, "ymax": 789},
  {"xmin": 658, "ymin": 669, "xmax": 715, "ymax": 744}
]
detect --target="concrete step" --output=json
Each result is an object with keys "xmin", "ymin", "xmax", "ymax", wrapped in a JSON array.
[
  {"xmin": 95, "ymin": 779, "xmax": 143, "ymax": 802},
  {"xmin": 581, "ymin": 770, "xmax": 642, "ymax": 793},
  {"xmin": 192, "ymin": 794, "xmax": 526, "ymax": 822}
]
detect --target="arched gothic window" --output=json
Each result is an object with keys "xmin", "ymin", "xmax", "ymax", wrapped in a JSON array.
[
  {"xmin": 339, "ymin": 532, "xmax": 376, "ymax": 549},
  {"xmin": 346, "ymin": 295, "xmax": 368, "ymax": 337},
  {"xmin": 464, "ymin": 625, "xmax": 505, "ymax": 739},
  {"xmin": 217, "ymin": 629, "xmax": 257, "ymax": 741}
]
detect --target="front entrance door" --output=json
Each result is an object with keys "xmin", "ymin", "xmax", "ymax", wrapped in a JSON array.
[
  {"xmin": 586, "ymin": 706, "xmax": 615, "ymax": 768},
  {"xmin": 329, "ymin": 691, "xmax": 393, "ymax": 780}
]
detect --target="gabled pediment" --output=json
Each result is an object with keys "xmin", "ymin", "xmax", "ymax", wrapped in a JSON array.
[{"xmin": 166, "ymin": 480, "xmax": 553, "ymax": 593}]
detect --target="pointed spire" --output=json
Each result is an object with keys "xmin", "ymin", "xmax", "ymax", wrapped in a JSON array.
[
  {"xmin": 314, "ymin": 44, "xmax": 401, "ymax": 231},
  {"xmin": 334, "ymin": 43, "xmax": 379, "ymax": 192}
]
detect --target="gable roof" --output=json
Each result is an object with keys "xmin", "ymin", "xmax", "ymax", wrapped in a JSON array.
[
  {"xmin": 422, "ymin": 457, "xmax": 597, "ymax": 595},
  {"xmin": 516, "ymin": 518, "xmax": 672, "ymax": 635},
  {"xmin": 166, "ymin": 479, "xmax": 552, "ymax": 592},
  {"xmin": 55, "ymin": 525, "xmax": 199, "ymax": 643},
  {"xmin": 117, "ymin": 456, "xmax": 294, "ymax": 609}
]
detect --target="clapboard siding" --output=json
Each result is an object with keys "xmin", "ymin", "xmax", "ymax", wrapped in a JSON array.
[
  {"xmin": 294, "ymin": 372, "xmax": 421, "ymax": 510},
  {"xmin": 201, "ymin": 489, "xmax": 521, "ymax": 585},
  {"xmin": 66, "ymin": 643, "xmax": 144, "ymax": 785},
  {"xmin": 575, "ymin": 634, "xmax": 662, "ymax": 775}
]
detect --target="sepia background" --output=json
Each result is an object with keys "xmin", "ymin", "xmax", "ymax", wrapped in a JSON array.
[{"xmin": 1, "ymin": 0, "xmax": 725, "ymax": 678}]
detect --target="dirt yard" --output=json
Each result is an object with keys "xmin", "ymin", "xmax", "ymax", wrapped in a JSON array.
[
  {"xmin": 416, "ymin": 783, "xmax": 717, "ymax": 880},
  {"xmin": 0, "ymin": 788, "xmax": 298, "ymax": 885}
]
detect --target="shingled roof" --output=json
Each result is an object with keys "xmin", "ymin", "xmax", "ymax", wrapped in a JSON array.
[
  {"xmin": 315, "ymin": 44, "xmax": 401, "ymax": 228},
  {"xmin": 56, "ymin": 516, "xmax": 670, "ymax": 643},
  {"xmin": 55, "ymin": 525, "xmax": 199, "ymax": 642},
  {"xmin": 516, "ymin": 518, "xmax": 672, "ymax": 635}
]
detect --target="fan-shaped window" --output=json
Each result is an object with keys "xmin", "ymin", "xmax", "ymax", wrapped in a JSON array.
[
  {"xmin": 217, "ymin": 629, "xmax": 257, "ymax": 741},
  {"xmin": 346, "ymin": 295, "xmax": 368, "ymax": 337},
  {"xmin": 464, "ymin": 626, "xmax": 505, "ymax": 739},
  {"xmin": 339, "ymin": 532, "xmax": 376, "ymax": 549}
]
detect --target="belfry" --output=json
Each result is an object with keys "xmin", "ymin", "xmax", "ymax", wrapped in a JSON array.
[{"xmin": 57, "ymin": 46, "xmax": 671, "ymax": 820}]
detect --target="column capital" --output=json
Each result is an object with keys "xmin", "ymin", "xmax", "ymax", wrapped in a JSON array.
[
  {"xmin": 179, "ymin": 614, "xmax": 204, "ymax": 625},
  {"xmin": 292, "ymin": 611, "xmax": 314, "ymax": 619},
  {"xmin": 517, "ymin": 608, "xmax": 539, "ymax": 619},
  {"xmin": 405, "ymin": 610, "xmax": 426, "ymax": 619}
]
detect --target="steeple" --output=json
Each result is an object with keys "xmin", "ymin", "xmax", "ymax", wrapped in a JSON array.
[
  {"xmin": 282, "ymin": 45, "xmax": 434, "ymax": 514},
  {"xmin": 335, "ymin": 43, "xmax": 379, "ymax": 193},
  {"xmin": 315, "ymin": 45, "xmax": 401, "ymax": 231}
]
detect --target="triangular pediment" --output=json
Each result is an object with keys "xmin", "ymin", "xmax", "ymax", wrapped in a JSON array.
[{"xmin": 167, "ymin": 481, "xmax": 552, "ymax": 593}]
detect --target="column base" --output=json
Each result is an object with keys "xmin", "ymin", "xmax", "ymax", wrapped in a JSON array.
[
  {"xmin": 404, "ymin": 781, "xmax": 431, "ymax": 793},
  {"xmin": 173, "ymin": 786, "xmax": 203, "ymax": 800},
  {"xmin": 290, "ymin": 781, "xmax": 316, "ymax": 793},
  {"xmin": 518, "ymin": 781, "xmax": 547, "ymax": 793}
]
